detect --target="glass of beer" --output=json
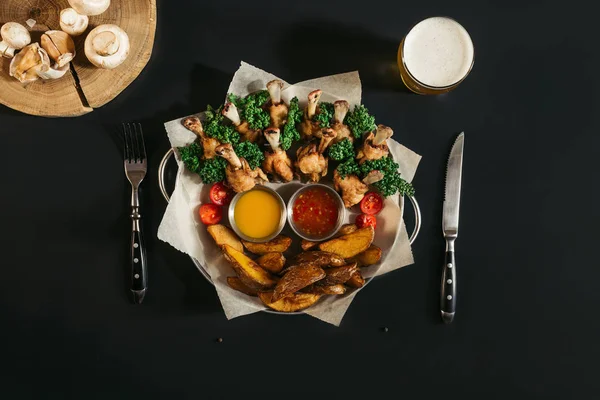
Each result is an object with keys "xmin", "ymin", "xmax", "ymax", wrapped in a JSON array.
[{"xmin": 398, "ymin": 17, "xmax": 474, "ymax": 95}]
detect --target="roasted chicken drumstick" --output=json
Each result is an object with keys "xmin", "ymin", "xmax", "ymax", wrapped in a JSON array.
[
  {"xmin": 222, "ymin": 102, "xmax": 261, "ymax": 143},
  {"xmin": 299, "ymin": 89, "xmax": 323, "ymax": 140},
  {"xmin": 334, "ymin": 169, "xmax": 384, "ymax": 208},
  {"xmin": 331, "ymin": 100, "xmax": 353, "ymax": 144},
  {"xmin": 356, "ymin": 124, "xmax": 393, "ymax": 163},
  {"xmin": 181, "ymin": 116, "xmax": 220, "ymax": 159},
  {"xmin": 266, "ymin": 80, "xmax": 288, "ymax": 129},
  {"xmin": 262, "ymin": 128, "xmax": 294, "ymax": 182},
  {"xmin": 216, "ymin": 143, "xmax": 268, "ymax": 192},
  {"xmin": 295, "ymin": 128, "xmax": 336, "ymax": 182}
]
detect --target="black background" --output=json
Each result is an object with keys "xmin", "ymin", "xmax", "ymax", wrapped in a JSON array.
[{"xmin": 1, "ymin": 0, "xmax": 599, "ymax": 398}]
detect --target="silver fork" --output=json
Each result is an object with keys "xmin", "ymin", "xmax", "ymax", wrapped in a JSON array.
[{"xmin": 123, "ymin": 123, "xmax": 148, "ymax": 304}]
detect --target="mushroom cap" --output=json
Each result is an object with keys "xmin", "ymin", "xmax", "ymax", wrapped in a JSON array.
[
  {"xmin": 1, "ymin": 22, "xmax": 31, "ymax": 49},
  {"xmin": 68, "ymin": 0, "xmax": 111, "ymax": 16},
  {"xmin": 60, "ymin": 8, "xmax": 89, "ymax": 36},
  {"xmin": 84, "ymin": 24, "xmax": 130, "ymax": 69}
]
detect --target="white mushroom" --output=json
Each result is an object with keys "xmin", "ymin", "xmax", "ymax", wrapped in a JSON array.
[
  {"xmin": 9, "ymin": 43, "xmax": 49, "ymax": 83},
  {"xmin": 68, "ymin": 0, "xmax": 111, "ymax": 16},
  {"xmin": 60, "ymin": 8, "xmax": 89, "ymax": 36},
  {"xmin": 85, "ymin": 24, "xmax": 130, "ymax": 69},
  {"xmin": 0, "ymin": 22, "xmax": 32, "ymax": 59},
  {"xmin": 41, "ymin": 31, "xmax": 76, "ymax": 68}
]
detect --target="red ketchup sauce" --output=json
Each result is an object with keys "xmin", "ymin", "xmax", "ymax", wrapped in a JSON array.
[{"xmin": 292, "ymin": 187, "xmax": 339, "ymax": 237}]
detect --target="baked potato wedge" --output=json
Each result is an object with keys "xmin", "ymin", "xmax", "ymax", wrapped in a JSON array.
[
  {"xmin": 318, "ymin": 262, "xmax": 359, "ymax": 286},
  {"xmin": 318, "ymin": 226, "xmax": 375, "ymax": 258},
  {"xmin": 242, "ymin": 235, "xmax": 292, "ymax": 255},
  {"xmin": 303, "ymin": 283, "xmax": 346, "ymax": 295},
  {"xmin": 207, "ymin": 224, "xmax": 243, "ymax": 253},
  {"xmin": 222, "ymin": 245, "xmax": 277, "ymax": 290},
  {"xmin": 345, "ymin": 270, "xmax": 366, "ymax": 288},
  {"xmin": 259, "ymin": 291, "xmax": 322, "ymax": 312},
  {"xmin": 301, "ymin": 239, "xmax": 319, "ymax": 251},
  {"xmin": 256, "ymin": 252, "xmax": 286, "ymax": 274},
  {"xmin": 291, "ymin": 251, "xmax": 346, "ymax": 268},
  {"xmin": 227, "ymin": 276, "xmax": 258, "ymax": 296},
  {"xmin": 272, "ymin": 264, "xmax": 326, "ymax": 302},
  {"xmin": 299, "ymin": 225, "xmax": 356, "ymax": 251},
  {"xmin": 348, "ymin": 245, "xmax": 382, "ymax": 267}
]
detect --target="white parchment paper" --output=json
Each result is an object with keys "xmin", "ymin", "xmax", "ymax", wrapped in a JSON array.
[{"xmin": 158, "ymin": 62, "xmax": 422, "ymax": 326}]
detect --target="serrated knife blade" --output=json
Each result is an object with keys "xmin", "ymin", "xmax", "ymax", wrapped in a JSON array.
[
  {"xmin": 443, "ymin": 133, "xmax": 464, "ymax": 236},
  {"xmin": 440, "ymin": 132, "xmax": 464, "ymax": 324}
]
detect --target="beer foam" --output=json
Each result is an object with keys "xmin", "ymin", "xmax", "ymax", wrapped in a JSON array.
[{"xmin": 403, "ymin": 17, "xmax": 474, "ymax": 87}]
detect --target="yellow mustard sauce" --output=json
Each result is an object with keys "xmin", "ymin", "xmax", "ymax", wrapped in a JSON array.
[{"xmin": 234, "ymin": 189, "xmax": 281, "ymax": 239}]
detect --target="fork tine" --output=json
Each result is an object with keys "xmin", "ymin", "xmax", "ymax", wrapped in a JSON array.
[
  {"xmin": 130, "ymin": 123, "xmax": 140, "ymax": 162},
  {"xmin": 133, "ymin": 123, "xmax": 142, "ymax": 162},
  {"xmin": 123, "ymin": 123, "xmax": 131, "ymax": 161},
  {"xmin": 137, "ymin": 123, "xmax": 147, "ymax": 161}
]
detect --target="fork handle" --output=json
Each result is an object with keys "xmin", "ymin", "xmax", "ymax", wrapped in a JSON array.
[{"xmin": 130, "ymin": 205, "xmax": 147, "ymax": 304}]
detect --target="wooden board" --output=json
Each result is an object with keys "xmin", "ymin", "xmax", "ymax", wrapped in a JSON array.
[{"xmin": 0, "ymin": 0, "xmax": 156, "ymax": 117}]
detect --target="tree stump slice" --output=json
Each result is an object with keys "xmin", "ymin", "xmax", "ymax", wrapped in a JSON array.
[{"xmin": 0, "ymin": 0, "xmax": 156, "ymax": 117}]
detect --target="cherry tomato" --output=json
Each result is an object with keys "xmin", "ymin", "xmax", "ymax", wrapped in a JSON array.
[
  {"xmin": 209, "ymin": 182, "xmax": 234, "ymax": 206},
  {"xmin": 355, "ymin": 214, "xmax": 377, "ymax": 229},
  {"xmin": 199, "ymin": 203, "xmax": 222, "ymax": 225},
  {"xmin": 360, "ymin": 192, "xmax": 384, "ymax": 215}
]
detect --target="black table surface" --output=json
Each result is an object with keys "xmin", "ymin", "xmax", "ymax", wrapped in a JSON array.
[{"xmin": 2, "ymin": 0, "xmax": 599, "ymax": 398}]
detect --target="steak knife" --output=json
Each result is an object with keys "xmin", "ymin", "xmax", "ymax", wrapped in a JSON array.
[{"xmin": 441, "ymin": 133, "xmax": 464, "ymax": 324}]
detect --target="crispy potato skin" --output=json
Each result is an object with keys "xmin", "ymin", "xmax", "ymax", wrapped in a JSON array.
[
  {"xmin": 318, "ymin": 262, "xmax": 359, "ymax": 286},
  {"xmin": 222, "ymin": 245, "xmax": 278, "ymax": 290},
  {"xmin": 347, "ymin": 245, "xmax": 382, "ymax": 267},
  {"xmin": 291, "ymin": 251, "xmax": 346, "ymax": 268},
  {"xmin": 338, "ymin": 223, "xmax": 358, "ymax": 236},
  {"xmin": 256, "ymin": 252, "xmax": 286, "ymax": 274},
  {"xmin": 272, "ymin": 264, "xmax": 326, "ymax": 302},
  {"xmin": 318, "ymin": 226, "xmax": 375, "ymax": 258},
  {"xmin": 301, "ymin": 239, "xmax": 319, "ymax": 251},
  {"xmin": 227, "ymin": 276, "xmax": 259, "ymax": 296},
  {"xmin": 242, "ymin": 235, "xmax": 292, "ymax": 255},
  {"xmin": 207, "ymin": 224, "xmax": 243, "ymax": 252},
  {"xmin": 345, "ymin": 270, "xmax": 366, "ymax": 288},
  {"xmin": 303, "ymin": 283, "xmax": 346, "ymax": 295},
  {"xmin": 259, "ymin": 291, "xmax": 322, "ymax": 312}
]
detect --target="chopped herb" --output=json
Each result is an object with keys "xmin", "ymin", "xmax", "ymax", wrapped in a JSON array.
[
  {"xmin": 204, "ymin": 104, "xmax": 240, "ymax": 144},
  {"xmin": 312, "ymin": 102, "xmax": 334, "ymax": 128},
  {"xmin": 336, "ymin": 155, "xmax": 415, "ymax": 197},
  {"xmin": 328, "ymin": 138, "xmax": 355, "ymax": 161},
  {"xmin": 234, "ymin": 141, "xmax": 264, "ymax": 170},
  {"xmin": 178, "ymin": 142, "xmax": 227, "ymax": 184},
  {"xmin": 227, "ymin": 90, "xmax": 271, "ymax": 130},
  {"xmin": 281, "ymin": 97, "xmax": 302, "ymax": 150},
  {"xmin": 345, "ymin": 104, "xmax": 376, "ymax": 139}
]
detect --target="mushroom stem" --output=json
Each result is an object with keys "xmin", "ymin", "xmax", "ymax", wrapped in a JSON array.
[
  {"xmin": 362, "ymin": 170, "xmax": 385, "ymax": 185},
  {"xmin": 333, "ymin": 100, "xmax": 349, "ymax": 123},
  {"xmin": 267, "ymin": 79, "xmax": 283, "ymax": 104},
  {"xmin": 215, "ymin": 143, "xmax": 242, "ymax": 169},
  {"xmin": 318, "ymin": 128, "xmax": 337, "ymax": 154},
  {"xmin": 60, "ymin": 8, "xmax": 89, "ymax": 36},
  {"xmin": 221, "ymin": 102, "xmax": 241, "ymax": 126},
  {"xmin": 372, "ymin": 125, "xmax": 393, "ymax": 146},
  {"xmin": 307, "ymin": 89, "xmax": 322, "ymax": 119},
  {"xmin": 264, "ymin": 128, "xmax": 281, "ymax": 150},
  {"xmin": 93, "ymin": 31, "xmax": 118, "ymax": 56}
]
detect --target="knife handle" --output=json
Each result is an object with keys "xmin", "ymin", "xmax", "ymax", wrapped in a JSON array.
[
  {"xmin": 130, "ymin": 206, "xmax": 147, "ymax": 304},
  {"xmin": 441, "ymin": 241, "xmax": 457, "ymax": 323}
]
